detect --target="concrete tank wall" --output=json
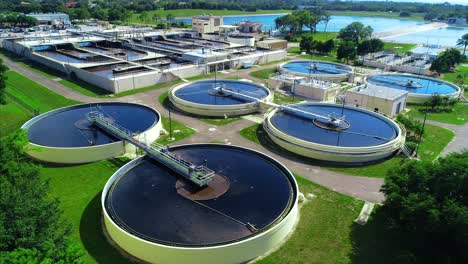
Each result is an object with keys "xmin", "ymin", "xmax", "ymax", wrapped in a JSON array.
[
  {"xmin": 169, "ymin": 80, "xmax": 274, "ymax": 117},
  {"xmin": 21, "ymin": 103, "xmax": 162, "ymax": 164},
  {"xmin": 263, "ymin": 103, "xmax": 406, "ymax": 163},
  {"xmin": 227, "ymin": 36, "xmax": 255, "ymax": 47},
  {"xmin": 102, "ymin": 145, "xmax": 299, "ymax": 264},
  {"xmin": 278, "ymin": 61, "xmax": 353, "ymax": 82}
]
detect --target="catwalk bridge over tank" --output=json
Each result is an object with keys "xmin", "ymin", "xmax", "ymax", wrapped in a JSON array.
[{"xmin": 87, "ymin": 111, "xmax": 214, "ymax": 187}]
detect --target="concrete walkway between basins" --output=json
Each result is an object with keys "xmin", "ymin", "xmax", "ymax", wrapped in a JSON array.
[{"xmin": 5, "ymin": 56, "xmax": 397, "ymax": 203}]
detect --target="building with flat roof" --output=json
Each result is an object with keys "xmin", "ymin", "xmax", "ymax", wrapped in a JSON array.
[
  {"xmin": 26, "ymin": 12, "xmax": 70, "ymax": 25},
  {"xmin": 192, "ymin": 15, "xmax": 223, "ymax": 35},
  {"xmin": 345, "ymin": 83, "xmax": 408, "ymax": 116}
]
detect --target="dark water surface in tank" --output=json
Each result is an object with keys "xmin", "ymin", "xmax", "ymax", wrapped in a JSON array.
[
  {"xmin": 271, "ymin": 103, "xmax": 398, "ymax": 147},
  {"xmin": 282, "ymin": 61, "xmax": 352, "ymax": 75},
  {"xmin": 105, "ymin": 145, "xmax": 295, "ymax": 246},
  {"xmin": 367, "ymin": 74, "xmax": 458, "ymax": 95},
  {"xmin": 27, "ymin": 103, "xmax": 158, "ymax": 147},
  {"xmin": 174, "ymin": 80, "xmax": 269, "ymax": 105}
]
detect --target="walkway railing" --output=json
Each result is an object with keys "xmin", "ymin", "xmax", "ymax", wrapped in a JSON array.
[{"xmin": 87, "ymin": 111, "xmax": 214, "ymax": 187}]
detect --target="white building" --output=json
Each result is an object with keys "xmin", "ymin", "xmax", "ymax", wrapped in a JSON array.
[
  {"xmin": 26, "ymin": 12, "xmax": 71, "ymax": 25},
  {"xmin": 192, "ymin": 15, "xmax": 223, "ymax": 35},
  {"xmin": 345, "ymin": 84, "xmax": 408, "ymax": 117}
]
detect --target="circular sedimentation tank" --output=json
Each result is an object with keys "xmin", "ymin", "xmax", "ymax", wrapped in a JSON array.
[
  {"xmin": 279, "ymin": 60, "xmax": 353, "ymax": 81},
  {"xmin": 103, "ymin": 144, "xmax": 299, "ymax": 264},
  {"xmin": 22, "ymin": 102, "xmax": 162, "ymax": 164},
  {"xmin": 366, "ymin": 73, "xmax": 461, "ymax": 104},
  {"xmin": 169, "ymin": 80, "xmax": 273, "ymax": 117},
  {"xmin": 264, "ymin": 102, "xmax": 405, "ymax": 163}
]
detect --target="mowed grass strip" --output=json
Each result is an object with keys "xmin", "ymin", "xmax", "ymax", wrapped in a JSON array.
[
  {"xmin": 406, "ymin": 103, "xmax": 468, "ymax": 125},
  {"xmin": 5, "ymin": 71, "xmax": 78, "ymax": 112},
  {"xmin": 0, "ymin": 97, "xmax": 33, "ymax": 137},
  {"xmin": 41, "ymin": 159, "xmax": 134, "ymax": 264}
]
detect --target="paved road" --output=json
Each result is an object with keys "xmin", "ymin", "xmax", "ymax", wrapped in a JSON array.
[
  {"xmin": 420, "ymin": 119, "xmax": 468, "ymax": 157},
  {"xmin": 14, "ymin": 55, "xmax": 467, "ymax": 203}
]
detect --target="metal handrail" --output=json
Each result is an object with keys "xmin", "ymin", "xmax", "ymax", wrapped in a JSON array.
[{"xmin": 87, "ymin": 111, "xmax": 214, "ymax": 186}]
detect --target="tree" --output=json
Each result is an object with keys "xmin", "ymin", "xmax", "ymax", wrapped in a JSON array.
[
  {"xmin": 152, "ymin": 14, "xmax": 161, "ymax": 23},
  {"xmin": 138, "ymin": 11, "xmax": 150, "ymax": 23},
  {"xmin": 321, "ymin": 13, "xmax": 331, "ymax": 32},
  {"xmin": 322, "ymin": 39, "xmax": 335, "ymax": 54},
  {"xmin": 456, "ymin": 33, "xmax": 468, "ymax": 55},
  {"xmin": 299, "ymin": 35, "xmax": 315, "ymax": 54},
  {"xmin": 0, "ymin": 131, "xmax": 82, "ymax": 262},
  {"xmin": 337, "ymin": 22, "xmax": 373, "ymax": 44},
  {"xmin": 337, "ymin": 41, "xmax": 356, "ymax": 63},
  {"xmin": 166, "ymin": 14, "xmax": 175, "ymax": 23},
  {"xmin": 381, "ymin": 151, "xmax": 468, "ymax": 263},
  {"xmin": 399, "ymin": 11, "xmax": 411, "ymax": 17}
]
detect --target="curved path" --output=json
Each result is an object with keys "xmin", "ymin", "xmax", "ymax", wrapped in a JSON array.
[{"xmin": 2, "ymin": 56, "xmax": 414, "ymax": 203}]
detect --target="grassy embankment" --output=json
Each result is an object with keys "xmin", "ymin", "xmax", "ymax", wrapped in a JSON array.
[
  {"xmin": 240, "ymin": 122, "xmax": 454, "ymax": 178},
  {"xmin": 1, "ymin": 70, "xmax": 78, "ymax": 136}
]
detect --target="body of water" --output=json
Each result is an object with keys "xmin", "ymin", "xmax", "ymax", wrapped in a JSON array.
[
  {"xmin": 176, "ymin": 14, "xmax": 423, "ymax": 33},
  {"xmin": 384, "ymin": 26, "xmax": 468, "ymax": 47}
]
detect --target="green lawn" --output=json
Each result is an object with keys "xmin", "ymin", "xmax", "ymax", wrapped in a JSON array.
[
  {"xmin": 288, "ymin": 32, "xmax": 339, "ymax": 43},
  {"xmin": 273, "ymin": 92, "xmax": 304, "ymax": 105},
  {"xmin": 258, "ymin": 175, "xmax": 363, "ymax": 264},
  {"xmin": 383, "ymin": 42, "xmax": 417, "ymax": 54},
  {"xmin": 442, "ymin": 66, "xmax": 467, "ymax": 96},
  {"xmin": 249, "ymin": 68, "xmax": 277, "ymax": 80},
  {"xmin": 5, "ymin": 71, "xmax": 78, "ymax": 113},
  {"xmin": 240, "ymin": 123, "xmax": 454, "ymax": 178},
  {"xmin": 0, "ymin": 97, "xmax": 33, "ymax": 137},
  {"xmin": 156, "ymin": 116, "xmax": 196, "ymax": 145},
  {"xmin": 300, "ymin": 53, "xmax": 341, "ymax": 62},
  {"xmin": 406, "ymin": 104, "xmax": 468, "ymax": 125},
  {"xmin": 330, "ymin": 10, "xmax": 424, "ymax": 21},
  {"xmin": 42, "ymin": 159, "xmax": 134, "ymax": 264}
]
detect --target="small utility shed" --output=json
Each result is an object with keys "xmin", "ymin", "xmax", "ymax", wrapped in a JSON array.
[
  {"xmin": 257, "ymin": 39, "xmax": 287, "ymax": 50},
  {"xmin": 345, "ymin": 84, "xmax": 408, "ymax": 117}
]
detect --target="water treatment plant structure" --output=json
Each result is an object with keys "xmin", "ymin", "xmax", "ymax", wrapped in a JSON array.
[
  {"xmin": 263, "ymin": 102, "xmax": 406, "ymax": 163},
  {"xmin": 169, "ymin": 79, "xmax": 273, "ymax": 117},
  {"xmin": 21, "ymin": 102, "xmax": 162, "ymax": 164},
  {"xmin": 1, "ymin": 28, "xmax": 286, "ymax": 93},
  {"xmin": 366, "ymin": 73, "xmax": 461, "ymax": 104},
  {"xmin": 102, "ymin": 143, "xmax": 299, "ymax": 264},
  {"xmin": 278, "ymin": 60, "xmax": 354, "ymax": 82}
]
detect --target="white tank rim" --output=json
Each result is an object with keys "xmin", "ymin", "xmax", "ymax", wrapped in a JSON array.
[
  {"xmin": 20, "ymin": 102, "xmax": 162, "ymax": 164},
  {"xmin": 365, "ymin": 73, "xmax": 462, "ymax": 104},
  {"xmin": 264, "ymin": 102, "xmax": 406, "ymax": 157},
  {"xmin": 101, "ymin": 143, "xmax": 299, "ymax": 249},
  {"xmin": 168, "ymin": 79, "xmax": 273, "ymax": 116},
  {"xmin": 278, "ymin": 59, "xmax": 354, "ymax": 78}
]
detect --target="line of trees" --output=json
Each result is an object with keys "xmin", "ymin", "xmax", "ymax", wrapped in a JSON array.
[
  {"xmin": 300, "ymin": 35, "xmax": 335, "ymax": 54},
  {"xmin": 0, "ymin": 13, "xmax": 37, "ymax": 28}
]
